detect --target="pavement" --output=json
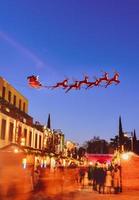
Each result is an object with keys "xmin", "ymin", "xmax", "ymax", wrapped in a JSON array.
[
  {"xmin": 1, "ymin": 169, "xmax": 139, "ymax": 200},
  {"xmin": 8, "ymin": 187, "xmax": 139, "ymax": 200}
]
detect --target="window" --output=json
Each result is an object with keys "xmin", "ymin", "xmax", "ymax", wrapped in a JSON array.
[
  {"xmin": 8, "ymin": 91, "xmax": 11, "ymax": 103},
  {"xmin": 24, "ymin": 129, "xmax": 27, "ymax": 145},
  {"xmin": 2, "ymin": 86, "xmax": 6, "ymax": 99},
  {"xmin": 17, "ymin": 126, "xmax": 22, "ymax": 143},
  {"xmin": 9, "ymin": 122, "xmax": 14, "ymax": 142},
  {"xmin": 35, "ymin": 134, "xmax": 38, "ymax": 148},
  {"xmin": 13, "ymin": 95, "xmax": 16, "ymax": 106},
  {"xmin": 18, "ymin": 126, "xmax": 22, "ymax": 137},
  {"xmin": 1, "ymin": 119, "xmax": 6, "ymax": 140},
  {"xmin": 29, "ymin": 131, "xmax": 32, "ymax": 146},
  {"xmin": 23, "ymin": 102, "xmax": 26, "ymax": 112},
  {"xmin": 19, "ymin": 99, "xmax": 21, "ymax": 110},
  {"xmin": 39, "ymin": 135, "xmax": 42, "ymax": 149}
]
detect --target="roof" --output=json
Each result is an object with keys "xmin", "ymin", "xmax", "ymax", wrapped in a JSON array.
[
  {"xmin": 86, "ymin": 153, "xmax": 114, "ymax": 163},
  {"xmin": 0, "ymin": 143, "xmax": 26, "ymax": 153}
]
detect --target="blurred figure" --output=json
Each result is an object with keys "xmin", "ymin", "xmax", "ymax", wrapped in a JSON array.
[
  {"xmin": 105, "ymin": 170, "xmax": 112, "ymax": 194},
  {"xmin": 93, "ymin": 163, "xmax": 98, "ymax": 191},
  {"xmin": 108, "ymin": 163, "xmax": 114, "ymax": 172},
  {"xmin": 97, "ymin": 167, "xmax": 106, "ymax": 194},
  {"xmin": 34, "ymin": 167, "xmax": 45, "ymax": 192},
  {"xmin": 84, "ymin": 171, "xmax": 89, "ymax": 187},
  {"xmin": 75, "ymin": 168, "xmax": 80, "ymax": 183},
  {"xmin": 79, "ymin": 167, "xmax": 85, "ymax": 186},
  {"xmin": 88, "ymin": 164, "xmax": 94, "ymax": 185},
  {"xmin": 113, "ymin": 165, "xmax": 121, "ymax": 194},
  {"xmin": 34, "ymin": 169, "xmax": 40, "ymax": 189},
  {"xmin": 6, "ymin": 183, "xmax": 17, "ymax": 200}
]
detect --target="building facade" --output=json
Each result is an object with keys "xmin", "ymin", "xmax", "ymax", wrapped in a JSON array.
[
  {"xmin": 0, "ymin": 76, "xmax": 66, "ymax": 158},
  {"xmin": 0, "ymin": 76, "xmax": 44, "ymax": 151}
]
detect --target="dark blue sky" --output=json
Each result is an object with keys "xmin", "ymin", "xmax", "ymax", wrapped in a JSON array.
[{"xmin": 0, "ymin": 0, "xmax": 139, "ymax": 144}]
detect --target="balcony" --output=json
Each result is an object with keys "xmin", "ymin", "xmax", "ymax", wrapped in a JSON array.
[{"xmin": 0, "ymin": 97, "xmax": 33, "ymax": 126}]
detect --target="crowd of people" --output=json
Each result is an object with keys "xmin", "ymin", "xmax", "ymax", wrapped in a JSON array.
[
  {"xmin": 33, "ymin": 159, "xmax": 122, "ymax": 195},
  {"xmin": 78, "ymin": 162, "xmax": 121, "ymax": 194}
]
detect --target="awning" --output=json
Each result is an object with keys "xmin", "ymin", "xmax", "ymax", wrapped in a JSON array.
[{"xmin": 86, "ymin": 153, "xmax": 113, "ymax": 163}]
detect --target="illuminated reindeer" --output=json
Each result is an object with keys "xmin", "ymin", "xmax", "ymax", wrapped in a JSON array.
[
  {"xmin": 65, "ymin": 80, "xmax": 80, "ymax": 93},
  {"xmin": 78, "ymin": 75, "xmax": 89, "ymax": 89},
  {"xmin": 86, "ymin": 77, "xmax": 100, "ymax": 89},
  {"xmin": 51, "ymin": 78, "xmax": 69, "ymax": 89},
  {"xmin": 105, "ymin": 72, "xmax": 120, "ymax": 88},
  {"xmin": 98, "ymin": 72, "xmax": 109, "ymax": 85}
]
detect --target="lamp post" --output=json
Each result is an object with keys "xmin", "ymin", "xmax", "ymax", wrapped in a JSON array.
[
  {"xmin": 124, "ymin": 132, "xmax": 134, "ymax": 152},
  {"xmin": 131, "ymin": 132, "xmax": 134, "ymax": 152}
]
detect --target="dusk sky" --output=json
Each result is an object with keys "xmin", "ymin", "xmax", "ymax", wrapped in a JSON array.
[{"xmin": 0, "ymin": 0, "xmax": 139, "ymax": 144}]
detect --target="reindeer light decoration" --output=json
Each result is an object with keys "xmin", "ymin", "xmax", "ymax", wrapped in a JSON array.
[{"xmin": 27, "ymin": 71, "xmax": 120, "ymax": 92}]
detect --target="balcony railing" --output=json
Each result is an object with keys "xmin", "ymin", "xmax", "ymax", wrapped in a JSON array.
[{"xmin": 0, "ymin": 97, "xmax": 33, "ymax": 126}]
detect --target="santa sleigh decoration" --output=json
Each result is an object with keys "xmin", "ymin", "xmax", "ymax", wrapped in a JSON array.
[
  {"xmin": 27, "ymin": 71, "xmax": 120, "ymax": 92},
  {"xmin": 27, "ymin": 75, "xmax": 44, "ymax": 89}
]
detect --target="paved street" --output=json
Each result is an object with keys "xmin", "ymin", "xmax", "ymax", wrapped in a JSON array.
[
  {"xmin": 32, "ymin": 190, "xmax": 139, "ymax": 200},
  {"xmin": 1, "ymin": 169, "xmax": 139, "ymax": 200},
  {"xmin": 3, "ymin": 186, "xmax": 139, "ymax": 200}
]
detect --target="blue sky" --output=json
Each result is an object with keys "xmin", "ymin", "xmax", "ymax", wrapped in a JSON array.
[{"xmin": 0, "ymin": 0, "xmax": 139, "ymax": 144}]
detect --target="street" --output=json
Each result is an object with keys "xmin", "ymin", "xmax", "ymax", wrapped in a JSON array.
[
  {"xmin": 31, "ymin": 190, "xmax": 139, "ymax": 200},
  {"xmin": 1, "ymin": 169, "xmax": 139, "ymax": 200},
  {"xmin": 2, "ymin": 185, "xmax": 139, "ymax": 200}
]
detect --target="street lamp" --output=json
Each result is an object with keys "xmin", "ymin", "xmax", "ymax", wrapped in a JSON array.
[
  {"xmin": 20, "ymin": 137, "xmax": 26, "ymax": 146},
  {"xmin": 130, "ymin": 133, "xmax": 134, "ymax": 152},
  {"xmin": 14, "ymin": 148, "xmax": 19, "ymax": 153},
  {"xmin": 124, "ymin": 132, "xmax": 134, "ymax": 152},
  {"xmin": 121, "ymin": 152, "xmax": 130, "ymax": 160},
  {"xmin": 121, "ymin": 151, "xmax": 133, "ymax": 160}
]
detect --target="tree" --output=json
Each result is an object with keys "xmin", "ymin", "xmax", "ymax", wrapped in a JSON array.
[
  {"xmin": 77, "ymin": 147, "xmax": 86, "ymax": 159},
  {"xmin": 47, "ymin": 113, "xmax": 51, "ymax": 129},
  {"xmin": 133, "ymin": 129, "xmax": 137, "ymax": 153},
  {"xmin": 110, "ymin": 135, "xmax": 119, "ymax": 150},
  {"xmin": 83, "ymin": 137, "xmax": 109, "ymax": 154},
  {"xmin": 110, "ymin": 132, "xmax": 136, "ymax": 152},
  {"xmin": 119, "ymin": 116, "xmax": 124, "ymax": 149},
  {"xmin": 72, "ymin": 147, "xmax": 78, "ymax": 159}
]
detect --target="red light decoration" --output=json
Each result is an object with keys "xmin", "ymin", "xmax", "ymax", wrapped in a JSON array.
[{"xmin": 27, "ymin": 71, "xmax": 120, "ymax": 92}]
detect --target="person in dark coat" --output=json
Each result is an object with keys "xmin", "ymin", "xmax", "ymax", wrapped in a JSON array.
[
  {"xmin": 93, "ymin": 163, "xmax": 98, "ymax": 190},
  {"xmin": 97, "ymin": 167, "xmax": 106, "ymax": 194},
  {"xmin": 88, "ymin": 164, "xmax": 94, "ymax": 185},
  {"xmin": 113, "ymin": 165, "xmax": 121, "ymax": 194},
  {"xmin": 79, "ymin": 167, "xmax": 85, "ymax": 186}
]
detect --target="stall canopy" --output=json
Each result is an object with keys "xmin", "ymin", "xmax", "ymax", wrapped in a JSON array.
[{"xmin": 86, "ymin": 154, "xmax": 113, "ymax": 163}]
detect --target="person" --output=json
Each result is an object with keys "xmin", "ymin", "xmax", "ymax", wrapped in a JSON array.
[
  {"xmin": 33, "ymin": 169, "xmax": 40, "ymax": 190},
  {"xmin": 105, "ymin": 170, "xmax": 112, "ymax": 194},
  {"xmin": 79, "ymin": 167, "xmax": 85, "ymax": 186},
  {"xmin": 88, "ymin": 164, "xmax": 94, "ymax": 185},
  {"xmin": 75, "ymin": 168, "xmax": 80, "ymax": 183},
  {"xmin": 113, "ymin": 165, "xmax": 120, "ymax": 194},
  {"xmin": 97, "ymin": 167, "xmax": 106, "ymax": 194},
  {"xmin": 93, "ymin": 163, "xmax": 98, "ymax": 191},
  {"xmin": 84, "ymin": 170, "xmax": 89, "ymax": 187},
  {"xmin": 108, "ymin": 163, "xmax": 114, "ymax": 172}
]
